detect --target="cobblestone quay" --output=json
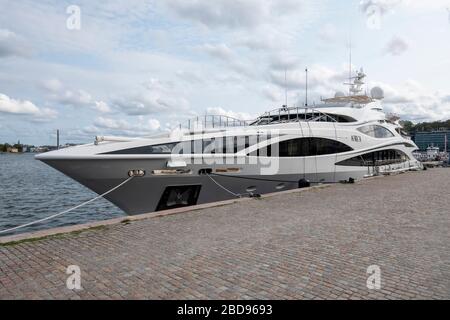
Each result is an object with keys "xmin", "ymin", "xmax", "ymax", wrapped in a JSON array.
[{"xmin": 1, "ymin": 168, "xmax": 449, "ymax": 299}]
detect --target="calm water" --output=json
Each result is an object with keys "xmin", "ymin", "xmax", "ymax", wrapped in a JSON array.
[{"xmin": 0, "ymin": 153, "xmax": 125, "ymax": 236}]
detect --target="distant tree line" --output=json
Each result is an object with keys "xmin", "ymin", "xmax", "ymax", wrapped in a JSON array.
[
  {"xmin": 0, "ymin": 141, "xmax": 34, "ymax": 152},
  {"xmin": 400, "ymin": 119, "xmax": 450, "ymax": 134},
  {"xmin": 0, "ymin": 143, "xmax": 25, "ymax": 152}
]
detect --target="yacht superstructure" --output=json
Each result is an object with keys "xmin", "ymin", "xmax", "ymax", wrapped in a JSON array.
[{"xmin": 36, "ymin": 70, "xmax": 422, "ymax": 214}]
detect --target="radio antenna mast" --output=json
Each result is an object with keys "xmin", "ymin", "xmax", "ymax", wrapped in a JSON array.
[
  {"xmin": 305, "ymin": 67, "xmax": 308, "ymax": 107},
  {"xmin": 56, "ymin": 129, "xmax": 60, "ymax": 150},
  {"xmin": 348, "ymin": 38, "xmax": 352, "ymax": 96},
  {"xmin": 284, "ymin": 68, "xmax": 288, "ymax": 107}
]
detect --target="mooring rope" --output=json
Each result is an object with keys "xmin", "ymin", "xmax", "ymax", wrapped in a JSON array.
[
  {"xmin": 205, "ymin": 173, "xmax": 244, "ymax": 198},
  {"xmin": 0, "ymin": 176, "xmax": 134, "ymax": 235},
  {"xmin": 210, "ymin": 172, "xmax": 339, "ymax": 184}
]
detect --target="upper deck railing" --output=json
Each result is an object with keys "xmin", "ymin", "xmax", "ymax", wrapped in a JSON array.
[
  {"xmin": 174, "ymin": 106, "xmax": 355, "ymax": 133},
  {"xmin": 175, "ymin": 115, "xmax": 250, "ymax": 132},
  {"xmin": 250, "ymin": 106, "xmax": 340, "ymax": 126}
]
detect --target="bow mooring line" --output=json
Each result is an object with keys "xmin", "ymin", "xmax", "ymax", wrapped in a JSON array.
[{"xmin": 0, "ymin": 176, "xmax": 135, "ymax": 235}]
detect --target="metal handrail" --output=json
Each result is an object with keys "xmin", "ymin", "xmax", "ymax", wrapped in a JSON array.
[
  {"xmin": 251, "ymin": 107, "xmax": 337, "ymax": 126},
  {"xmin": 174, "ymin": 106, "xmax": 340, "ymax": 131},
  {"xmin": 175, "ymin": 115, "xmax": 251, "ymax": 132}
]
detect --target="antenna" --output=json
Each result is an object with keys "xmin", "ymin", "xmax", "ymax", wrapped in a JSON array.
[
  {"xmin": 305, "ymin": 67, "xmax": 308, "ymax": 107},
  {"xmin": 284, "ymin": 68, "xmax": 288, "ymax": 107},
  {"xmin": 347, "ymin": 12, "xmax": 353, "ymax": 97},
  {"xmin": 56, "ymin": 129, "xmax": 60, "ymax": 150},
  {"xmin": 348, "ymin": 38, "xmax": 352, "ymax": 96}
]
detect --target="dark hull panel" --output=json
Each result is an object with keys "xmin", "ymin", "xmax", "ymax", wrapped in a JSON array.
[{"xmin": 41, "ymin": 158, "xmax": 366, "ymax": 215}]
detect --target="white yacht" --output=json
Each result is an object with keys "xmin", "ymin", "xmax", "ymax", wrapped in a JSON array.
[{"xmin": 36, "ymin": 70, "xmax": 422, "ymax": 214}]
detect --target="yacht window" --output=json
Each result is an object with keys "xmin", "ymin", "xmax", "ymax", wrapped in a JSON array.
[
  {"xmin": 222, "ymin": 137, "xmax": 227, "ymax": 154},
  {"xmin": 104, "ymin": 142, "xmax": 179, "ymax": 155},
  {"xmin": 225, "ymin": 136, "xmax": 234, "ymax": 153},
  {"xmin": 258, "ymin": 133, "xmax": 272, "ymax": 157},
  {"xmin": 357, "ymin": 125, "xmax": 394, "ymax": 138},
  {"xmin": 192, "ymin": 139, "xmax": 204, "ymax": 154},
  {"xmin": 245, "ymin": 136, "xmax": 250, "ymax": 149},
  {"xmin": 203, "ymin": 139, "xmax": 214, "ymax": 154},
  {"xmin": 253, "ymin": 138, "xmax": 352, "ymax": 157},
  {"xmin": 250, "ymin": 113, "xmax": 356, "ymax": 125},
  {"xmin": 236, "ymin": 136, "xmax": 246, "ymax": 152},
  {"xmin": 104, "ymin": 136, "xmax": 259, "ymax": 155},
  {"xmin": 336, "ymin": 149, "xmax": 410, "ymax": 166}
]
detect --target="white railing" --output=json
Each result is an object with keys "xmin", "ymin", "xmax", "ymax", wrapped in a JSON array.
[
  {"xmin": 175, "ymin": 107, "xmax": 340, "ymax": 132},
  {"xmin": 175, "ymin": 115, "xmax": 250, "ymax": 132},
  {"xmin": 250, "ymin": 107, "xmax": 338, "ymax": 126}
]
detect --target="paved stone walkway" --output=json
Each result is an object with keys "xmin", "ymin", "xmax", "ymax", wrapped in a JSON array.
[{"xmin": 0, "ymin": 169, "xmax": 449, "ymax": 300}]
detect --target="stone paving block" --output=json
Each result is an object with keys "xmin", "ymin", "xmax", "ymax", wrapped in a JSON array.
[{"xmin": 0, "ymin": 169, "xmax": 449, "ymax": 299}]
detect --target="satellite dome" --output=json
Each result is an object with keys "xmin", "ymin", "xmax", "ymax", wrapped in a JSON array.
[
  {"xmin": 334, "ymin": 91, "xmax": 346, "ymax": 98},
  {"xmin": 371, "ymin": 87, "xmax": 384, "ymax": 100}
]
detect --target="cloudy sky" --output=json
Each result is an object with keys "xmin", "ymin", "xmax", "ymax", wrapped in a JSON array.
[{"xmin": 1, "ymin": 0, "xmax": 450, "ymax": 145}]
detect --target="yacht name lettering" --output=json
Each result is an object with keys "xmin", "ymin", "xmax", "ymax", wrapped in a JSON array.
[{"xmin": 351, "ymin": 135, "xmax": 362, "ymax": 142}]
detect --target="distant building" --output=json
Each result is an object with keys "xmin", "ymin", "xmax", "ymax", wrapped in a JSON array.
[
  {"xmin": 412, "ymin": 130, "xmax": 450, "ymax": 152},
  {"xmin": 413, "ymin": 146, "xmax": 449, "ymax": 163},
  {"xmin": 7, "ymin": 147, "xmax": 19, "ymax": 153}
]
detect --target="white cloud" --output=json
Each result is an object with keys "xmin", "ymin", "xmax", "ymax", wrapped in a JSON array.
[
  {"xmin": 262, "ymin": 85, "xmax": 284, "ymax": 102},
  {"xmin": 269, "ymin": 52, "xmax": 302, "ymax": 71},
  {"xmin": 267, "ymin": 64, "xmax": 450, "ymax": 122},
  {"xmin": 370, "ymin": 80, "xmax": 450, "ymax": 121},
  {"xmin": 41, "ymin": 78, "xmax": 111, "ymax": 113},
  {"xmin": 201, "ymin": 43, "xmax": 235, "ymax": 61},
  {"xmin": 164, "ymin": 0, "xmax": 324, "ymax": 64},
  {"xmin": 89, "ymin": 116, "xmax": 161, "ymax": 136},
  {"xmin": 199, "ymin": 43, "xmax": 257, "ymax": 79},
  {"xmin": 384, "ymin": 36, "xmax": 409, "ymax": 56},
  {"xmin": 0, "ymin": 28, "xmax": 30, "ymax": 58},
  {"xmin": 176, "ymin": 70, "xmax": 205, "ymax": 84},
  {"xmin": 94, "ymin": 101, "xmax": 112, "ymax": 113},
  {"xmin": 233, "ymin": 35, "xmax": 277, "ymax": 51},
  {"xmin": 360, "ymin": 0, "xmax": 402, "ymax": 16},
  {"xmin": 401, "ymin": 0, "xmax": 450, "ymax": 10},
  {"xmin": 360, "ymin": 0, "xmax": 449, "ymax": 25},
  {"xmin": 269, "ymin": 64, "xmax": 348, "ymax": 95},
  {"xmin": 318, "ymin": 23, "xmax": 338, "ymax": 42},
  {"xmin": 41, "ymin": 78, "xmax": 63, "ymax": 92},
  {"xmin": 206, "ymin": 107, "xmax": 254, "ymax": 121},
  {"xmin": 0, "ymin": 93, "xmax": 57, "ymax": 120},
  {"xmin": 164, "ymin": 0, "xmax": 303, "ymax": 29},
  {"xmin": 0, "ymin": 93, "xmax": 40, "ymax": 114},
  {"xmin": 94, "ymin": 117, "xmax": 131, "ymax": 130},
  {"xmin": 147, "ymin": 118, "xmax": 161, "ymax": 131},
  {"xmin": 113, "ymin": 78, "xmax": 191, "ymax": 116},
  {"xmin": 53, "ymin": 89, "xmax": 92, "ymax": 107}
]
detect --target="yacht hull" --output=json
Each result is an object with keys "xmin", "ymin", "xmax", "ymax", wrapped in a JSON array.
[{"xmin": 41, "ymin": 158, "xmax": 369, "ymax": 215}]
